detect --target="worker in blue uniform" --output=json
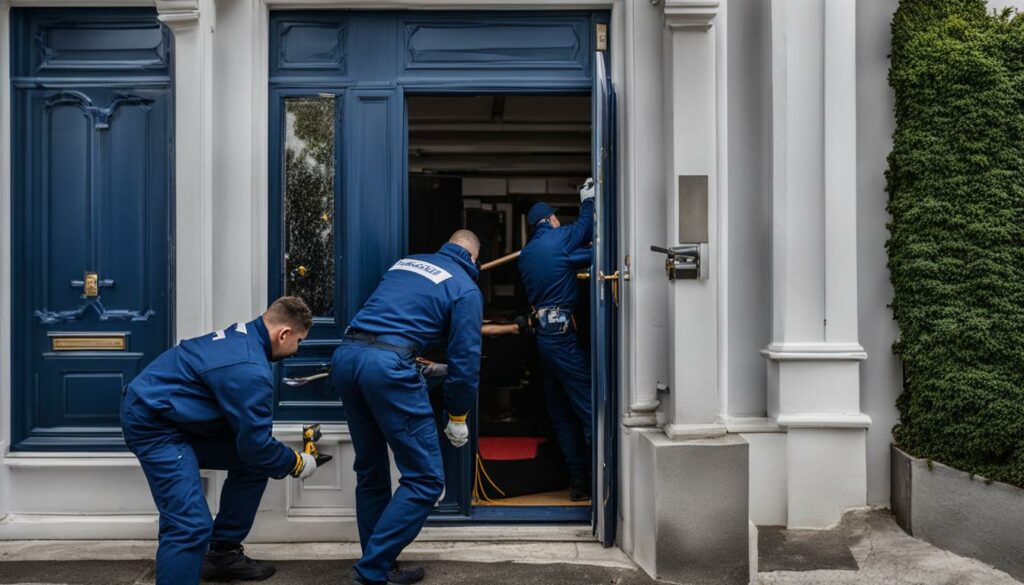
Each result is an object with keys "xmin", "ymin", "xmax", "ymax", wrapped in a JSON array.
[
  {"xmin": 332, "ymin": 230, "xmax": 483, "ymax": 585},
  {"xmin": 518, "ymin": 179, "xmax": 595, "ymax": 502},
  {"xmin": 121, "ymin": 297, "xmax": 317, "ymax": 585}
]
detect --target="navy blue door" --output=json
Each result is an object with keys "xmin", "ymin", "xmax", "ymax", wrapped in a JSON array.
[
  {"xmin": 11, "ymin": 9, "xmax": 174, "ymax": 450},
  {"xmin": 590, "ymin": 50, "xmax": 618, "ymax": 546},
  {"xmin": 269, "ymin": 11, "xmax": 613, "ymax": 527}
]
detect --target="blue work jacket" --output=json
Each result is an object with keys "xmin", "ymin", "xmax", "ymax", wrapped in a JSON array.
[
  {"xmin": 347, "ymin": 242, "xmax": 484, "ymax": 416},
  {"xmin": 126, "ymin": 317, "xmax": 296, "ymax": 479},
  {"xmin": 519, "ymin": 198, "xmax": 595, "ymax": 310}
]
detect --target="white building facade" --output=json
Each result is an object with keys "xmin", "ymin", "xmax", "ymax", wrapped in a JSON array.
[{"xmin": 0, "ymin": 0, "xmax": 946, "ymax": 583}]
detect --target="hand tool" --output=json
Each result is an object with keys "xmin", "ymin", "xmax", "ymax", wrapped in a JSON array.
[
  {"xmin": 480, "ymin": 250, "xmax": 520, "ymax": 271},
  {"xmin": 302, "ymin": 423, "xmax": 333, "ymax": 467},
  {"xmin": 283, "ymin": 371, "xmax": 329, "ymax": 387}
]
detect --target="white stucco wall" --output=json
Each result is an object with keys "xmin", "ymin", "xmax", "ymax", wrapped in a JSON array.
[
  {"xmin": 720, "ymin": 0, "xmax": 905, "ymax": 511},
  {"xmin": 856, "ymin": 0, "xmax": 900, "ymax": 508},
  {"xmin": 726, "ymin": 0, "xmax": 771, "ymax": 418}
]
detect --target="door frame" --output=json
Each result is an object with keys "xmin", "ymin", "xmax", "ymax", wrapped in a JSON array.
[
  {"xmin": 403, "ymin": 87, "xmax": 597, "ymax": 526},
  {"xmin": 264, "ymin": 8, "xmax": 618, "ymax": 532},
  {"xmin": 7, "ymin": 7, "xmax": 176, "ymax": 451}
]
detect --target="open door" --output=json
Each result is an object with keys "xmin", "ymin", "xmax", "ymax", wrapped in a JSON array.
[{"xmin": 591, "ymin": 50, "xmax": 619, "ymax": 546}]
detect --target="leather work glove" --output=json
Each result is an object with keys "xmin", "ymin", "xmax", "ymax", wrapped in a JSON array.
[
  {"xmin": 444, "ymin": 414, "xmax": 469, "ymax": 448},
  {"xmin": 579, "ymin": 177, "xmax": 595, "ymax": 202},
  {"xmin": 292, "ymin": 451, "xmax": 318, "ymax": 480}
]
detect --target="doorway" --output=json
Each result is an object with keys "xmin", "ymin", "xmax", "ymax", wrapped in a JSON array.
[
  {"xmin": 407, "ymin": 95, "xmax": 592, "ymax": 520},
  {"xmin": 267, "ymin": 10, "xmax": 617, "ymax": 541}
]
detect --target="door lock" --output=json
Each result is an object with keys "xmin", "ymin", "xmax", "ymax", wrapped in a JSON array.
[
  {"xmin": 71, "ymin": 272, "xmax": 113, "ymax": 297},
  {"xmin": 84, "ymin": 272, "xmax": 99, "ymax": 297},
  {"xmin": 650, "ymin": 244, "xmax": 708, "ymax": 280}
]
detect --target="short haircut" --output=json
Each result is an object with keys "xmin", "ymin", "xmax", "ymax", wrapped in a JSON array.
[
  {"xmin": 265, "ymin": 296, "xmax": 313, "ymax": 331},
  {"xmin": 449, "ymin": 229, "xmax": 481, "ymax": 256}
]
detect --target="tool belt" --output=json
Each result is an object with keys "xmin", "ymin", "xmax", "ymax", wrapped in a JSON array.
[
  {"xmin": 531, "ymin": 306, "xmax": 573, "ymax": 335},
  {"xmin": 343, "ymin": 328, "xmax": 420, "ymax": 360}
]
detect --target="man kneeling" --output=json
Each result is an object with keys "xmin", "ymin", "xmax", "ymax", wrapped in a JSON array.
[{"xmin": 122, "ymin": 297, "xmax": 317, "ymax": 584}]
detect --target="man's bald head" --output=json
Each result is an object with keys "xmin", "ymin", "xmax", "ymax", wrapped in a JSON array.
[{"xmin": 449, "ymin": 229, "xmax": 481, "ymax": 263}]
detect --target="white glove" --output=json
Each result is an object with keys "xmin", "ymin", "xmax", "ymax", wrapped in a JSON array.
[
  {"xmin": 295, "ymin": 452, "xmax": 317, "ymax": 480},
  {"xmin": 444, "ymin": 418, "xmax": 469, "ymax": 448},
  {"xmin": 579, "ymin": 177, "xmax": 595, "ymax": 202}
]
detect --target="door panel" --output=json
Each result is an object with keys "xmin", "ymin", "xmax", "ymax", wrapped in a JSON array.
[
  {"xmin": 591, "ymin": 50, "xmax": 618, "ymax": 546},
  {"xmin": 14, "ymin": 60, "xmax": 173, "ymax": 448},
  {"xmin": 269, "ymin": 88, "xmax": 406, "ymax": 422},
  {"xmin": 270, "ymin": 91, "xmax": 344, "ymax": 421}
]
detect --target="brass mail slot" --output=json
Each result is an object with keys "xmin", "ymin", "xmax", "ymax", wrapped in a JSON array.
[{"xmin": 52, "ymin": 335, "xmax": 126, "ymax": 351}]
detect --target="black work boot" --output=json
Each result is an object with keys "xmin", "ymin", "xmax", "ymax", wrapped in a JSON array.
[
  {"xmin": 350, "ymin": 568, "xmax": 392, "ymax": 585},
  {"xmin": 389, "ymin": 561, "xmax": 425, "ymax": 584},
  {"xmin": 569, "ymin": 475, "xmax": 591, "ymax": 502},
  {"xmin": 202, "ymin": 543, "xmax": 276, "ymax": 582}
]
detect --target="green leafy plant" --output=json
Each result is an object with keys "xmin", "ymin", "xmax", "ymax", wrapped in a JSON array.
[{"xmin": 888, "ymin": 0, "xmax": 1024, "ymax": 488}]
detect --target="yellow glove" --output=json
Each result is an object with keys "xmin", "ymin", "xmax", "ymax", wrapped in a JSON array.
[
  {"xmin": 290, "ymin": 451, "xmax": 317, "ymax": 480},
  {"xmin": 444, "ymin": 414, "xmax": 469, "ymax": 448}
]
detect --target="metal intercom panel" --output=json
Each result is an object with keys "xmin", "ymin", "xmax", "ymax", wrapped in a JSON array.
[{"xmin": 679, "ymin": 175, "xmax": 709, "ymax": 244}]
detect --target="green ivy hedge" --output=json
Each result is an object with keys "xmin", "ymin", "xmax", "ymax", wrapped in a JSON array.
[{"xmin": 888, "ymin": 0, "xmax": 1024, "ymax": 488}]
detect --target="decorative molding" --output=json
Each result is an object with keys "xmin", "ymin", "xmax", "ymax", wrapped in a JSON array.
[
  {"xmin": 621, "ymin": 413, "xmax": 658, "ymax": 428},
  {"xmin": 155, "ymin": 0, "xmax": 199, "ymax": 29},
  {"xmin": 287, "ymin": 506, "xmax": 357, "ymax": 518},
  {"xmin": 261, "ymin": 0, "xmax": 613, "ymax": 6},
  {"xmin": 663, "ymin": 0, "xmax": 719, "ymax": 31},
  {"xmin": 663, "ymin": 422, "xmax": 727, "ymax": 440},
  {"xmin": 760, "ymin": 342, "xmax": 867, "ymax": 361},
  {"xmin": 3, "ymin": 454, "xmax": 139, "ymax": 468},
  {"xmin": 774, "ymin": 413, "xmax": 872, "ymax": 430},
  {"xmin": 722, "ymin": 416, "xmax": 783, "ymax": 434}
]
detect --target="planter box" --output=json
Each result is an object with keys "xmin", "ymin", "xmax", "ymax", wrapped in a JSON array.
[{"xmin": 891, "ymin": 445, "xmax": 1024, "ymax": 580}]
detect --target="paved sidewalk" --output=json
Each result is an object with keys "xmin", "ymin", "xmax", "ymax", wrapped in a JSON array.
[
  {"xmin": 0, "ymin": 509, "xmax": 1018, "ymax": 584},
  {"xmin": 757, "ymin": 508, "xmax": 1021, "ymax": 585}
]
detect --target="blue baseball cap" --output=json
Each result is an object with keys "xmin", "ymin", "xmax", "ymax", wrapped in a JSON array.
[{"xmin": 527, "ymin": 202, "xmax": 557, "ymax": 227}]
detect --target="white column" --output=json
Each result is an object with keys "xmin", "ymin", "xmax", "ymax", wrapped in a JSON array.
[
  {"xmin": 156, "ymin": 0, "xmax": 216, "ymax": 340},
  {"xmin": 211, "ymin": 0, "xmax": 260, "ymax": 323},
  {"xmin": 661, "ymin": 0, "xmax": 723, "ymax": 439},
  {"xmin": 765, "ymin": 0, "xmax": 869, "ymax": 528},
  {"xmin": 621, "ymin": 0, "xmax": 669, "ymax": 427}
]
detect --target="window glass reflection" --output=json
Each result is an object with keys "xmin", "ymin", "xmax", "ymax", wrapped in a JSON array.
[{"xmin": 284, "ymin": 96, "xmax": 335, "ymax": 317}]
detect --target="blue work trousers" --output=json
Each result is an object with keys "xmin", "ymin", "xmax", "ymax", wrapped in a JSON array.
[
  {"xmin": 332, "ymin": 341, "xmax": 445, "ymax": 584},
  {"xmin": 120, "ymin": 391, "xmax": 270, "ymax": 585},
  {"xmin": 536, "ymin": 327, "xmax": 593, "ymax": 480}
]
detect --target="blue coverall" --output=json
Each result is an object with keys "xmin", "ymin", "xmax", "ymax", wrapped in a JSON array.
[
  {"xmin": 122, "ymin": 317, "xmax": 297, "ymax": 585},
  {"xmin": 518, "ymin": 198, "xmax": 595, "ymax": 483},
  {"xmin": 331, "ymin": 242, "xmax": 483, "ymax": 584}
]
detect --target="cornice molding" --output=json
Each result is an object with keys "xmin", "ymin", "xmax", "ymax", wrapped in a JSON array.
[
  {"xmin": 760, "ymin": 342, "xmax": 868, "ymax": 361},
  {"xmin": 663, "ymin": 0, "xmax": 719, "ymax": 31},
  {"xmin": 155, "ymin": 0, "xmax": 199, "ymax": 29}
]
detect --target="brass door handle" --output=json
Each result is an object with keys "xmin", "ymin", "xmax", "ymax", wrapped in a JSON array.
[
  {"xmin": 576, "ymin": 271, "xmax": 591, "ymax": 280},
  {"xmin": 598, "ymin": 270, "xmax": 621, "ymax": 306}
]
